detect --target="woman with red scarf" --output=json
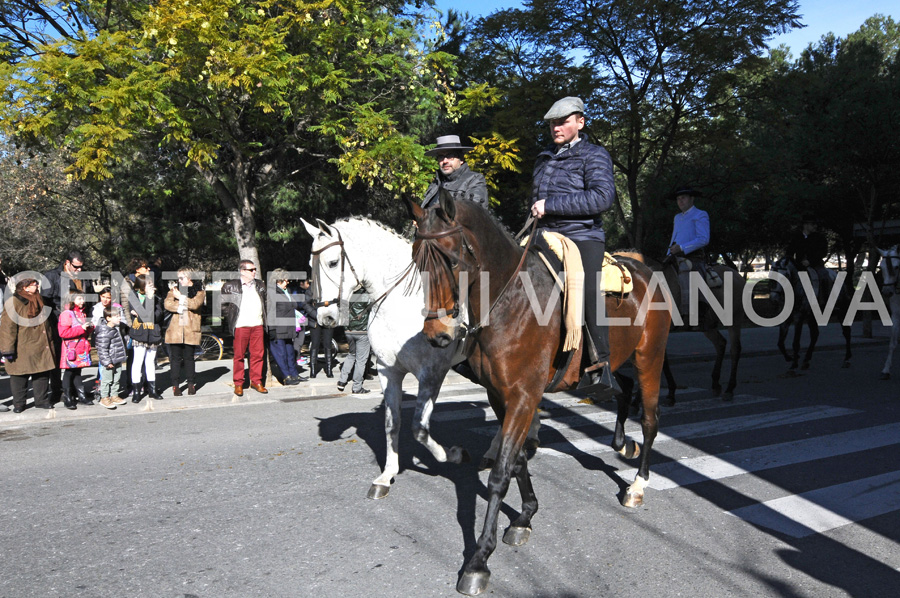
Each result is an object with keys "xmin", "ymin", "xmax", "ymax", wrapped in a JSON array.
[
  {"xmin": 58, "ymin": 292, "xmax": 95, "ymax": 409},
  {"xmin": 0, "ymin": 277, "xmax": 57, "ymax": 413}
]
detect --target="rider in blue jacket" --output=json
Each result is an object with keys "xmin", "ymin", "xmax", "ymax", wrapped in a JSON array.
[{"xmin": 530, "ymin": 96, "xmax": 619, "ymax": 397}]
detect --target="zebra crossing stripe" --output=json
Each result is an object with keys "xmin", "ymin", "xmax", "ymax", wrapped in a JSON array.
[
  {"xmin": 618, "ymin": 422, "xmax": 900, "ymax": 490},
  {"xmin": 539, "ymin": 405, "xmax": 857, "ymax": 456},
  {"xmin": 726, "ymin": 470, "xmax": 900, "ymax": 538}
]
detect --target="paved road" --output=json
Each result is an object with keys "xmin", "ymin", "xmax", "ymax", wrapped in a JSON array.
[{"xmin": 2, "ymin": 324, "xmax": 899, "ymax": 597}]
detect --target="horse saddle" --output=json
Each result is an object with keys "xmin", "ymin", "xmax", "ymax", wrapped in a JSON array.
[{"xmin": 522, "ymin": 232, "xmax": 634, "ymax": 295}]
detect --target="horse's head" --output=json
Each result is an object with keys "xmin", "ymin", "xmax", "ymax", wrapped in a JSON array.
[
  {"xmin": 878, "ymin": 245, "xmax": 900, "ymax": 297},
  {"xmin": 302, "ymin": 218, "xmax": 358, "ymax": 327},
  {"xmin": 407, "ymin": 192, "xmax": 477, "ymax": 348}
]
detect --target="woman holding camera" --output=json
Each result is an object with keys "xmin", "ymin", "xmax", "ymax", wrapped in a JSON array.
[{"xmin": 164, "ymin": 267, "xmax": 205, "ymax": 396}]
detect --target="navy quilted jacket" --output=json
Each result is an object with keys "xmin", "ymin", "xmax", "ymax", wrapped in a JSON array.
[{"xmin": 531, "ymin": 136, "xmax": 615, "ymax": 242}]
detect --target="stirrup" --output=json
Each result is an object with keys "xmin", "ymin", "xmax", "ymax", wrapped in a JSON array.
[{"xmin": 577, "ymin": 362, "xmax": 622, "ymax": 399}]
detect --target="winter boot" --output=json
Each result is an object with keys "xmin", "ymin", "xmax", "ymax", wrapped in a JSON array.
[
  {"xmin": 324, "ymin": 348, "xmax": 334, "ymax": 378},
  {"xmin": 62, "ymin": 389, "xmax": 77, "ymax": 410},
  {"xmin": 148, "ymin": 381, "xmax": 162, "ymax": 400},
  {"xmin": 75, "ymin": 385, "xmax": 94, "ymax": 406}
]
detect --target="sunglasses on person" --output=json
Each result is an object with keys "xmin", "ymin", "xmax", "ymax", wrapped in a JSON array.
[{"xmin": 242, "ymin": 267, "xmax": 257, "ymax": 272}]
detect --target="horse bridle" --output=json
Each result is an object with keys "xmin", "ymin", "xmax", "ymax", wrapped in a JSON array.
[
  {"xmin": 310, "ymin": 227, "xmax": 362, "ymax": 308},
  {"xmin": 413, "ymin": 225, "xmax": 479, "ymax": 321},
  {"xmin": 414, "ymin": 217, "xmax": 537, "ymax": 333}
]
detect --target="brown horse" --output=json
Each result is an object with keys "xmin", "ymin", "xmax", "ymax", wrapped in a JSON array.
[{"xmin": 408, "ymin": 195, "xmax": 671, "ymax": 596}]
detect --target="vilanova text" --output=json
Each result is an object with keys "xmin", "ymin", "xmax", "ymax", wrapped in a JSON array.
[{"xmin": 419, "ymin": 270, "xmax": 891, "ymax": 329}]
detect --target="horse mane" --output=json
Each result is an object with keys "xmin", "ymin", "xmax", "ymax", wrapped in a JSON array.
[{"xmin": 333, "ymin": 215, "xmax": 409, "ymax": 244}]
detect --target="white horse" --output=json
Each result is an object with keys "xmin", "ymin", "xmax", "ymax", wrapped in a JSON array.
[
  {"xmin": 878, "ymin": 245, "xmax": 900, "ymax": 379},
  {"xmin": 302, "ymin": 217, "xmax": 468, "ymax": 499}
]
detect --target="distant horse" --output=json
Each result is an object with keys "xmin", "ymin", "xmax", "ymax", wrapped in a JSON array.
[
  {"xmin": 877, "ymin": 245, "xmax": 900, "ymax": 379},
  {"xmin": 408, "ymin": 196, "xmax": 671, "ymax": 596},
  {"xmin": 770, "ymin": 257, "xmax": 852, "ymax": 370},
  {"xmin": 624, "ymin": 255, "xmax": 745, "ymax": 404},
  {"xmin": 303, "ymin": 217, "xmax": 464, "ymax": 499}
]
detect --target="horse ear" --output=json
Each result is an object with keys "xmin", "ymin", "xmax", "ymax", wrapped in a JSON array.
[
  {"xmin": 315, "ymin": 219, "xmax": 336, "ymax": 236},
  {"xmin": 301, "ymin": 218, "xmax": 321, "ymax": 239},
  {"xmin": 403, "ymin": 196, "xmax": 426, "ymax": 222},
  {"xmin": 438, "ymin": 188, "xmax": 456, "ymax": 221}
]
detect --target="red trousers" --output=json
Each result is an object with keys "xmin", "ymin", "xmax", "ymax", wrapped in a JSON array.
[{"xmin": 232, "ymin": 325, "xmax": 265, "ymax": 386}]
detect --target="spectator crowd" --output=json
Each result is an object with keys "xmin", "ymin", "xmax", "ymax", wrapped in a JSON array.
[{"xmin": 0, "ymin": 250, "xmax": 370, "ymax": 414}]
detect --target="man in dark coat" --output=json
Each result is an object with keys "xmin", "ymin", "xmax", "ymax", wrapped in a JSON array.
[
  {"xmin": 530, "ymin": 96, "xmax": 619, "ymax": 397},
  {"xmin": 421, "ymin": 135, "xmax": 489, "ymax": 209},
  {"xmin": 41, "ymin": 249, "xmax": 85, "ymax": 403},
  {"xmin": 786, "ymin": 213, "xmax": 831, "ymax": 297}
]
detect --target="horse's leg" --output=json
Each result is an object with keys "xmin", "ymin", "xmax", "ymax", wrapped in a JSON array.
[
  {"xmin": 481, "ymin": 405, "xmax": 540, "ymax": 470},
  {"xmin": 882, "ymin": 309, "xmax": 899, "ymax": 378},
  {"xmin": 790, "ymin": 314, "xmax": 803, "ymax": 370},
  {"xmin": 801, "ymin": 318, "xmax": 818, "ymax": 370},
  {"xmin": 411, "ymin": 373, "xmax": 470, "ymax": 465},
  {"xmin": 722, "ymin": 327, "xmax": 742, "ymax": 401},
  {"xmin": 458, "ymin": 402, "xmax": 535, "ymax": 596},
  {"xmin": 702, "ymin": 328, "xmax": 727, "ymax": 396},
  {"xmin": 369, "ymin": 367, "xmax": 404, "ymax": 499},
  {"xmin": 619, "ymin": 354, "xmax": 662, "ymax": 508},
  {"xmin": 777, "ymin": 320, "xmax": 792, "ymax": 362},
  {"xmin": 662, "ymin": 354, "xmax": 677, "ymax": 406},
  {"xmin": 841, "ymin": 323, "xmax": 852, "ymax": 368},
  {"xmin": 501, "ymin": 450, "xmax": 538, "ymax": 546}
]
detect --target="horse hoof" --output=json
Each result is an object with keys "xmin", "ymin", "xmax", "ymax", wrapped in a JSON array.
[
  {"xmin": 722, "ymin": 392, "xmax": 734, "ymax": 402},
  {"xmin": 523, "ymin": 437, "xmax": 540, "ymax": 452},
  {"xmin": 448, "ymin": 447, "xmax": 471, "ymax": 464},
  {"xmin": 712, "ymin": 386, "xmax": 722, "ymax": 397},
  {"xmin": 880, "ymin": 372, "xmax": 890, "ymax": 380},
  {"xmin": 502, "ymin": 526, "xmax": 532, "ymax": 546},
  {"xmin": 842, "ymin": 361, "xmax": 851, "ymax": 369},
  {"xmin": 478, "ymin": 457, "xmax": 494, "ymax": 471},
  {"xmin": 800, "ymin": 362, "xmax": 810, "ymax": 370},
  {"xmin": 666, "ymin": 396, "xmax": 676, "ymax": 407},
  {"xmin": 367, "ymin": 484, "xmax": 390, "ymax": 500},
  {"xmin": 622, "ymin": 491, "xmax": 644, "ymax": 508},
  {"xmin": 457, "ymin": 571, "xmax": 491, "ymax": 596}
]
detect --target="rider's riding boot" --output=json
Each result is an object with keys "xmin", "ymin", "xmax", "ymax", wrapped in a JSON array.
[
  {"xmin": 324, "ymin": 348, "xmax": 334, "ymax": 378},
  {"xmin": 577, "ymin": 325, "xmax": 621, "ymax": 400}
]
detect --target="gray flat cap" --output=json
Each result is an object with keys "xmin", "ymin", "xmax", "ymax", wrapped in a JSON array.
[{"xmin": 543, "ymin": 96, "xmax": 585, "ymax": 120}]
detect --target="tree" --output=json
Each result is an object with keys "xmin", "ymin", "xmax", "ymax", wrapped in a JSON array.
[
  {"xmin": 468, "ymin": 0, "xmax": 802, "ymax": 248},
  {"xmin": 1, "ymin": 0, "xmax": 488, "ymax": 268}
]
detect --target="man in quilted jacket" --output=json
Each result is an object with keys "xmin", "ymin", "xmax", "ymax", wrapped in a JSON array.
[{"xmin": 530, "ymin": 96, "xmax": 619, "ymax": 397}]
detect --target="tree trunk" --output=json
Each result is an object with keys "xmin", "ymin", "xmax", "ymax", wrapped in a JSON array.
[{"xmin": 198, "ymin": 165, "xmax": 261, "ymax": 272}]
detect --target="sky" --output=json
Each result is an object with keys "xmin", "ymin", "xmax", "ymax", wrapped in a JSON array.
[{"xmin": 432, "ymin": 0, "xmax": 897, "ymax": 55}]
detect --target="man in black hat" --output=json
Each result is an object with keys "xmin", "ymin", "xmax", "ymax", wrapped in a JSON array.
[
  {"xmin": 530, "ymin": 96, "xmax": 619, "ymax": 397},
  {"xmin": 786, "ymin": 213, "xmax": 830, "ymax": 296},
  {"xmin": 421, "ymin": 135, "xmax": 488, "ymax": 209}
]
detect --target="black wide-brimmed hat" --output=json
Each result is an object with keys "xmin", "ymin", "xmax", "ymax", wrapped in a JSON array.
[
  {"xmin": 671, "ymin": 186, "xmax": 703, "ymax": 199},
  {"xmin": 424, "ymin": 135, "xmax": 474, "ymax": 157}
]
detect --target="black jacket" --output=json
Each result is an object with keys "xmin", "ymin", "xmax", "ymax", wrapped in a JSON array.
[
  {"xmin": 127, "ymin": 292, "xmax": 164, "ymax": 345},
  {"xmin": 267, "ymin": 286, "xmax": 304, "ymax": 340},
  {"xmin": 41, "ymin": 264, "xmax": 82, "ymax": 317},
  {"xmin": 220, "ymin": 278, "xmax": 268, "ymax": 335},
  {"xmin": 531, "ymin": 136, "xmax": 616, "ymax": 243},
  {"xmin": 422, "ymin": 163, "xmax": 489, "ymax": 209}
]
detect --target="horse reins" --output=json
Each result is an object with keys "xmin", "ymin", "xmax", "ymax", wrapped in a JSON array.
[
  {"xmin": 414, "ymin": 216, "xmax": 538, "ymax": 335},
  {"xmin": 309, "ymin": 227, "xmax": 362, "ymax": 308}
]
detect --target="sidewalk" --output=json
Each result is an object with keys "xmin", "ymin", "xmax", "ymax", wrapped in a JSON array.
[{"xmin": 2, "ymin": 321, "xmax": 892, "ymax": 424}]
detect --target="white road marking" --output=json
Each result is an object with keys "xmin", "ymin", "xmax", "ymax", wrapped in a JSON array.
[{"xmin": 727, "ymin": 470, "xmax": 900, "ymax": 538}]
